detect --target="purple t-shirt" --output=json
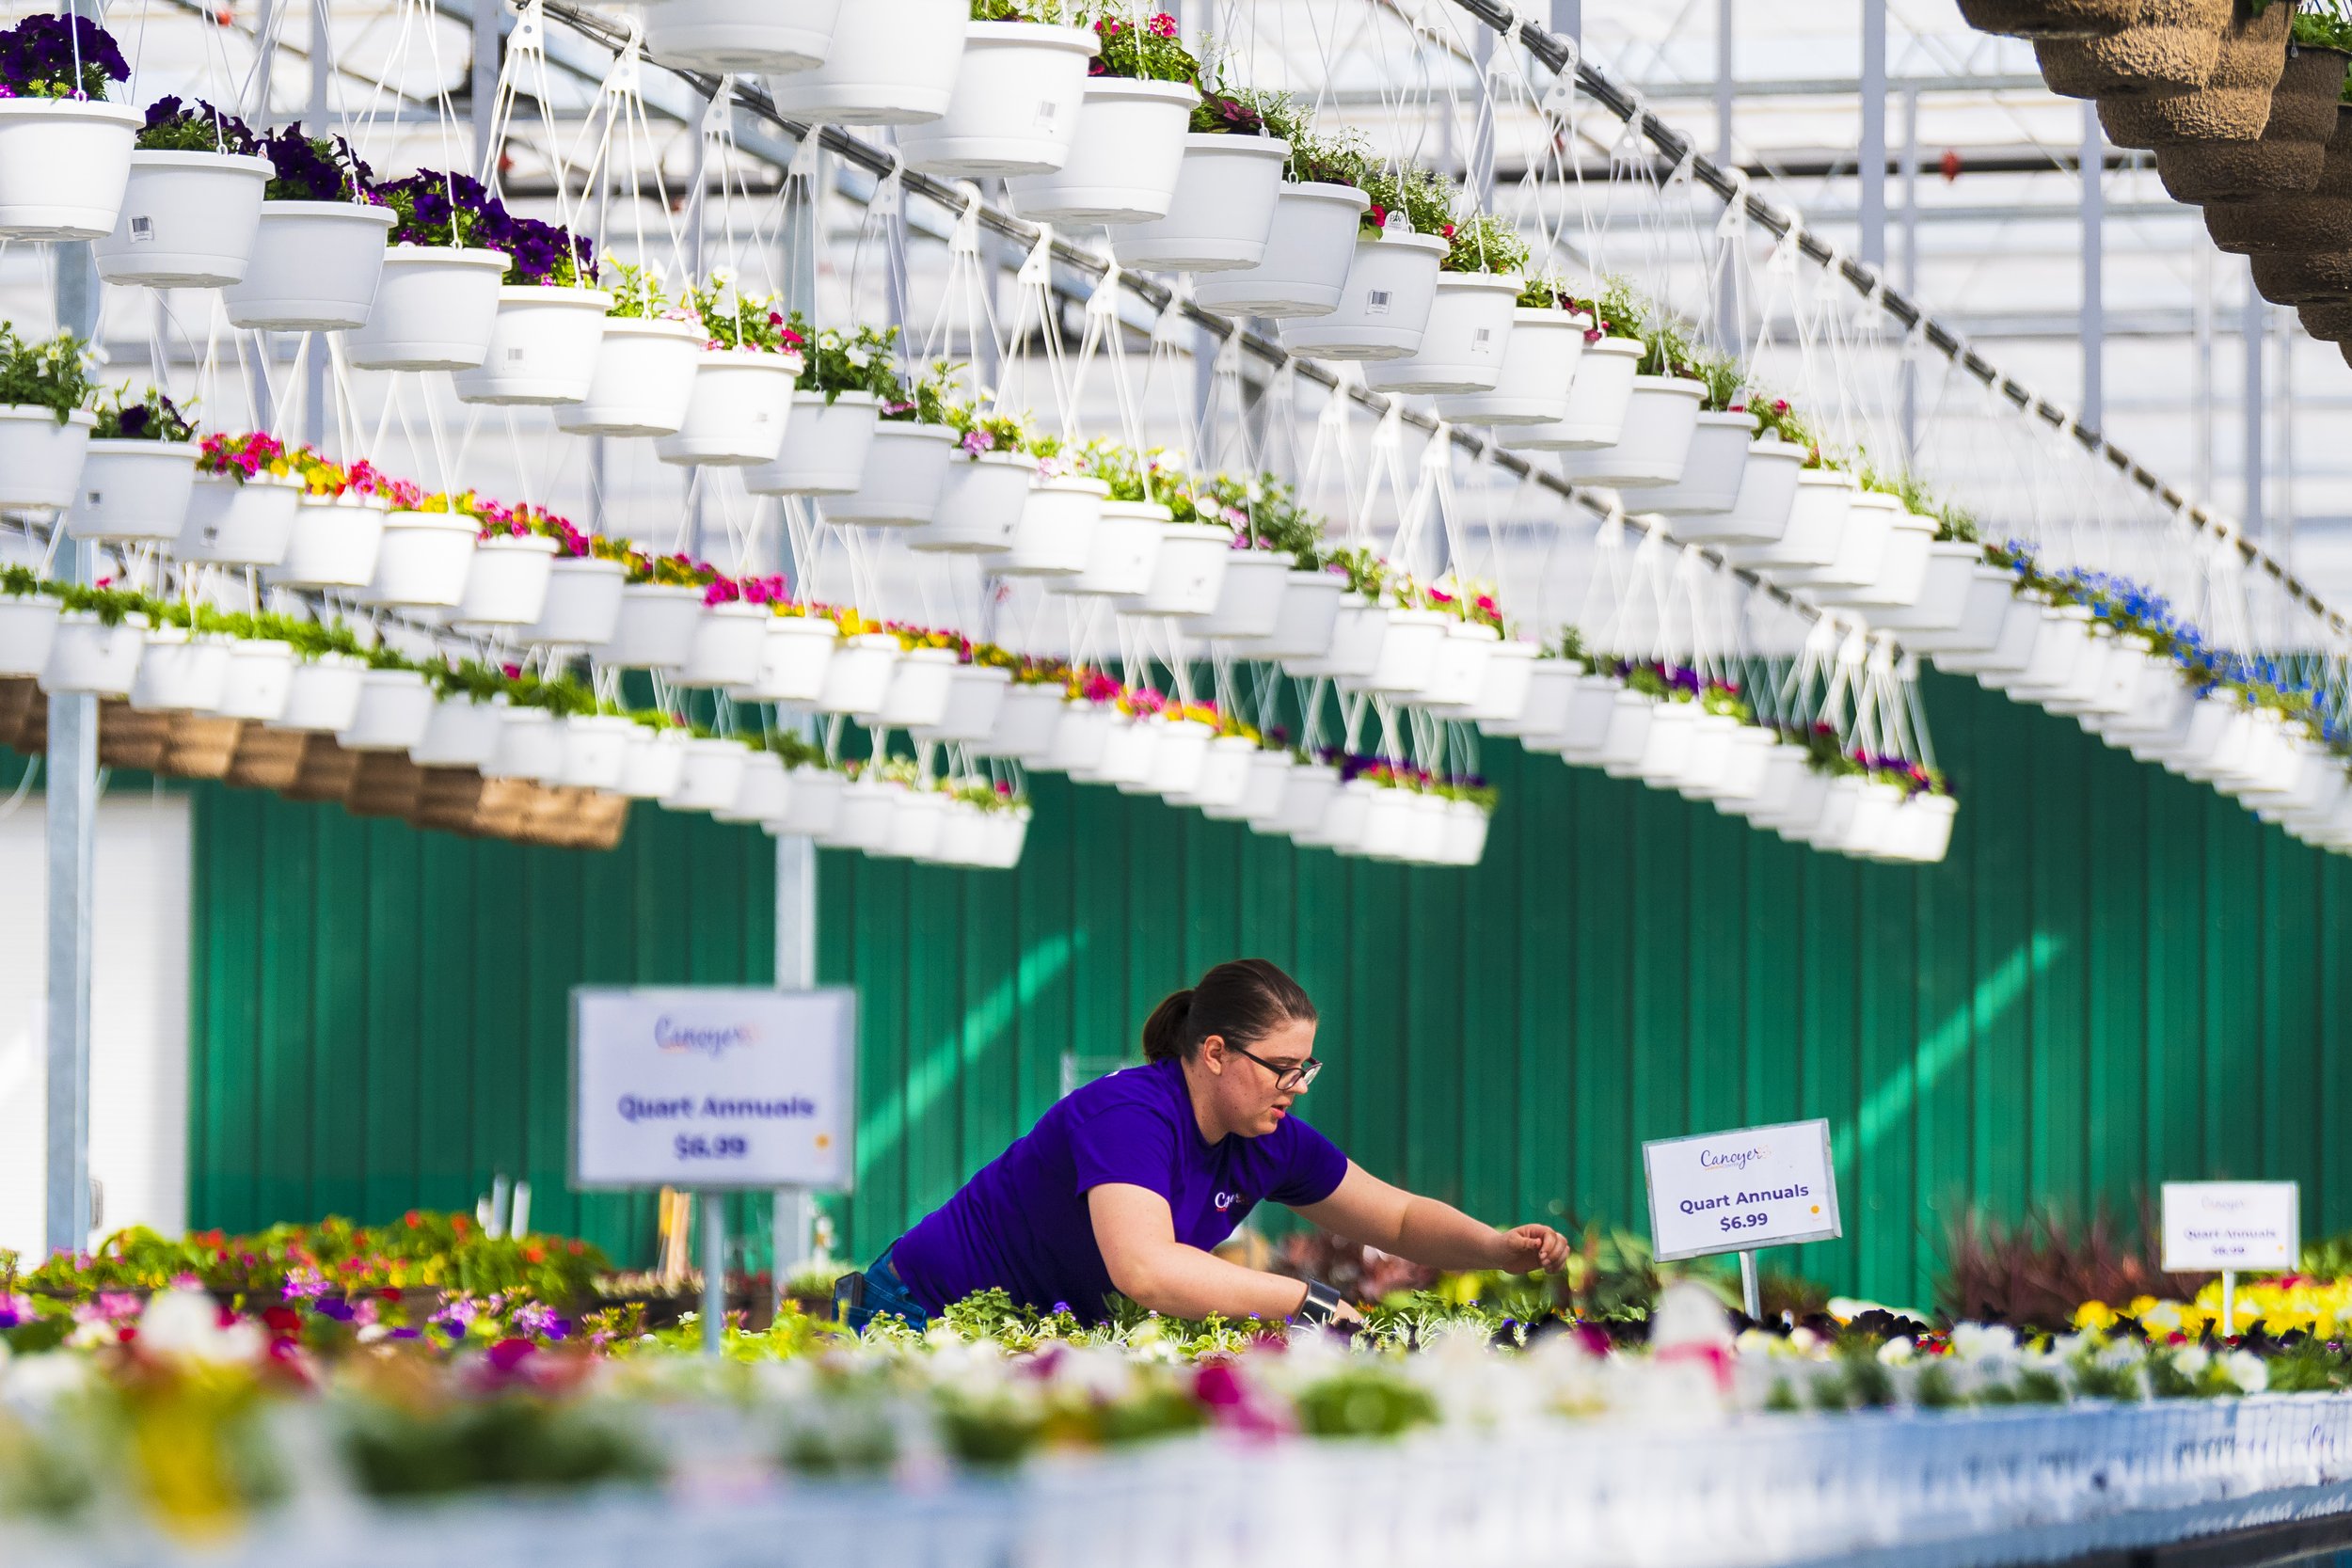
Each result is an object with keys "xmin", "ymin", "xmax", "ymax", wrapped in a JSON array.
[{"xmin": 890, "ymin": 1057, "xmax": 1349, "ymax": 1323}]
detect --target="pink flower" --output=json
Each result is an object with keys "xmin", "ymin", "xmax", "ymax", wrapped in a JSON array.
[
  {"xmin": 961, "ymin": 429, "xmax": 994, "ymax": 457},
  {"xmin": 1148, "ymin": 11, "xmax": 1178, "ymax": 35}
]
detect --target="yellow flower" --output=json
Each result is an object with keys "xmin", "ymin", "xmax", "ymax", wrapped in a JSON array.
[{"xmin": 2073, "ymin": 1300, "xmax": 2117, "ymax": 1332}]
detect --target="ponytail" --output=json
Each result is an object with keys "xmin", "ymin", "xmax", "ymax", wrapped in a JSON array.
[
  {"xmin": 1138, "ymin": 958, "xmax": 1316, "ymax": 1064},
  {"xmin": 1142, "ymin": 989, "xmax": 1196, "ymax": 1063}
]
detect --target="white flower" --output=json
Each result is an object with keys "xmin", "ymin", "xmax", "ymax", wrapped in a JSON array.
[
  {"xmin": 1877, "ymin": 1337, "xmax": 1914, "ymax": 1366},
  {"xmin": 846, "ymin": 349, "xmax": 871, "ymax": 370},
  {"xmin": 2143, "ymin": 1301, "xmax": 2185, "ymax": 1334},
  {"xmin": 1649, "ymin": 1280, "xmax": 1734, "ymax": 1353},
  {"xmin": 2173, "ymin": 1344, "xmax": 2210, "ymax": 1379},
  {"xmin": 137, "ymin": 1288, "xmax": 262, "ymax": 1364},
  {"xmin": 1949, "ymin": 1323, "xmax": 2018, "ymax": 1361},
  {"xmin": 2223, "ymin": 1349, "xmax": 2268, "ymax": 1394},
  {"xmin": 2048, "ymin": 1332, "xmax": 2087, "ymax": 1361}
]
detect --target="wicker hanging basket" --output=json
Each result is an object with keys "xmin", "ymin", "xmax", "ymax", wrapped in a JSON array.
[
  {"xmin": 2157, "ymin": 46, "xmax": 2348, "ymax": 200},
  {"xmin": 224, "ymin": 723, "xmax": 307, "ymax": 792},
  {"xmin": 410, "ymin": 766, "xmax": 487, "ymax": 836},
  {"xmin": 2252, "ymin": 245, "xmax": 2352, "ymax": 303},
  {"xmin": 97, "ymin": 700, "xmax": 168, "ymax": 772},
  {"xmin": 2097, "ymin": 0, "xmax": 2292, "ymax": 146},
  {"xmin": 2299, "ymin": 297, "xmax": 2352, "ymax": 339},
  {"xmin": 1959, "ymin": 0, "xmax": 2138, "ymax": 40},
  {"xmin": 2035, "ymin": 0, "xmax": 2233, "ymax": 100},
  {"xmin": 157, "ymin": 713, "xmax": 244, "ymax": 780},
  {"xmin": 280, "ymin": 733, "xmax": 361, "ymax": 803},
  {"xmin": 517, "ymin": 783, "xmax": 586, "ymax": 847},
  {"xmin": 0, "ymin": 675, "xmax": 34, "ymax": 752},
  {"xmin": 564, "ymin": 791, "xmax": 631, "ymax": 851},
  {"xmin": 471, "ymin": 775, "xmax": 536, "ymax": 840},
  {"xmin": 346, "ymin": 752, "xmax": 425, "ymax": 819},
  {"xmin": 2207, "ymin": 106, "xmax": 2352, "ymax": 251}
]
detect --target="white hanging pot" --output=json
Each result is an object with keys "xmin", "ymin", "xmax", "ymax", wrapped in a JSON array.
[
  {"xmin": 215, "ymin": 640, "xmax": 294, "ymax": 721},
  {"xmin": 746, "ymin": 391, "xmax": 882, "ymax": 496},
  {"xmin": 1731, "ymin": 743, "xmax": 1805, "ymax": 823},
  {"xmin": 336, "ymin": 668, "xmax": 436, "ymax": 752},
  {"xmin": 998, "ymin": 473, "xmax": 1108, "ymax": 577},
  {"xmin": 1420, "ymin": 619, "xmax": 1500, "ymax": 710},
  {"xmin": 815, "ymin": 631, "xmax": 901, "ymax": 716},
  {"xmin": 896, "ymin": 23, "xmax": 1100, "ymax": 179},
  {"xmin": 821, "ymin": 781, "xmax": 899, "ymax": 852},
  {"xmin": 978, "ymin": 805, "xmax": 1031, "ymax": 868},
  {"xmin": 670, "ymin": 600, "xmax": 771, "ymax": 689},
  {"xmin": 344, "ymin": 245, "xmax": 510, "ymax": 372},
  {"xmin": 1911, "ymin": 565, "xmax": 2017, "ymax": 662},
  {"xmin": 452, "ymin": 285, "xmax": 612, "ymax": 406},
  {"xmin": 714, "ymin": 751, "xmax": 792, "ymax": 827},
  {"xmin": 1709, "ymin": 725, "xmax": 1779, "ymax": 809},
  {"xmin": 1499, "ymin": 336, "xmax": 1643, "ymax": 451},
  {"xmin": 95, "ymin": 149, "xmax": 274, "ymax": 288},
  {"xmin": 1485, "ymin": 656, "xmax": 1580, "ymax": 745},
  {"xmin": 1196, "ymin": 547, "xmax": 1295, "ymax": 640},
  {"xmin": 1774, "ymin": 488, "xmax": 1901, "ymax": 594},
  {"xmin": 615, "ymin": 726, "xmax": 689, "ymax": 800},
  {"xmin": 366, "ymin": 511, "xmax": 480, "ymax": 609},
  {"xmin": 1282, "ymin": 594, "xmax": 1387, "ymax": 681},
  {"xmin": 522, "ymin": 554, "xmax": 628, "ymax": 646},
  {"xmin": 1296, "ymin": 776, "xmax": 1375, "ymax": 851},
  {"xmin": 558, "ymin": 714, "xmax": 642, "ymax": 792},
  {"xmin": 1130, "ymin": 520, "xmax": 1232, "ymax": 616},
  {"xmin": 878, "ymin": 646, "xmax": 961, "ymax": 729},
  {"xmin": 908, "ymin": 450, "xmax": 1036, "ymax": 552},
  {"xmin": 0, "ymin": 593, "xmax": 61, "ymax": 677},
  {"xmin": 0, "ymin": 408, "xmax": 96, "ymax": 511},
  {"xmin": 912, "ymin": 662, "xmax": 1011, "ymax": 744},
  {"xmin": 1228, "ymin": 749, "xmax": 1293, "ymax": 827},
  {"xmin": 824, "ymin": 420, "xmax": 957, "ymax": 526},
  {"xmin": 1959, "ymin": 594, "xmax": 2055, "ymax": 683},
  {"xmin": 128, "ymin": 627, "xmax": 230, "ymax": 714},
  {"xmin": 0, "ymin": 98, "xmax": 141, "ymax": 241},
  {"xmin": 1460, "ymin": 636, "xmax": 1538, "ymax": 725},
  {"xmin": 1094, "ymin": 714, "xmax": 1163, "ymax": 791},
  {"xmin": 1440, "ymin": 800, "xmax": 1491, "ymax": 867},
  {"xmin": 1673, "ymin": 711, "xmax": 1740, "ymax": 800},
  {"xmin": 1645, "ymin": 412, "xmax": 1755, "ymax": 516},
  {"xmin": 975, "ymin": 681, "xmax": 1067, "ymax": 760},
  {"xmin": 1664, "ymin": 437, "xmax": 1804, "ymax": 546},
  {"xmin": 1064, "ymin": 499, "xmax": 1167, "ymax": 596},
  {"xmin": 1993, "ymin": 604, "xmax": 2092, "ymax": 697},
  {"xmin": 882, "ymin": 790, "xmax": 950, "ymax": 860},
  {"xmin": 1009, "ymin": 75, "xmax": 1200, "ymax": 225},
  {"xmin": 268, "ymin": 653, "xmax": 366, "ymax": 734},
  {"xmin": 1355, "ymin": 608, "xmax": 1449, "ymax": 697},
  {"xmin": 730, "ymin": 614, "xmax": 838, "ymax": 704},
  {"xmin": 1279, "ymin": 232, "xmax": 1448, "ymax": 361},
  {"xmin": 1724, "ymin": 468, "xmax": 1854, "ymax": 572},
  {"xmin": 452, "ymin": 534, "xmax": 561, "ymax": 630},
  {"xmin": 1360, "ymin": 272, "xmax": 1522, "ymax": 394},
  {"xmin": 265, "ymin": 493, "xmax": 388, "ymax": 592},
  {"xmin": 595, "ymin": 582, "xmax": 706, "ymax": 669},
  {"xmin": 1357, "ymin": 785, "xmax": 1422, "ymax": 863},
  {"xmin": 1145, "ymin": 719, "xmax": 1216, "ymax": 798},
  {"xmin": 1870, "ymin": 542, "xmax": 1992, "ymax": 638},
  {"xmin": 1817, "ymin": 504, "xmax": 1937, "ymax": 611},
  {"xmin": 1559, "ymin": 374, "xmax": 1706, "ymax": 488},
  {"xmin": 2042, "ymin": 627, "xmax": 2116, "ymax": 716},
  {"xmin": 553, "ymin": 316, "xmax": 706, "ymax": 437},
  {"xmin": 1591, "ymin": 691, "xmax": 1657, "ymax": 773},
  {"xmin": 410, "ymin": 694, "xmax": 506, "ymax": 768},
  {"xmin": 222, "ymin": 200, "xmax": 398, "ymax": 331},
  {"xmin": 1432, "ymin": 308, "xmax": 1589, "ymax": 425},
  {"xmin": 776, "ymin": 765, "xmax": 849, "ymax": 837},
  {"xmin": 918, "ymin": 800, "xmax": 990, "ymax": 866},
  {"xmin": 1114, "ymin": 133, "xmax": 1292, "ymax": 273},
  {"xmin": 1246, "ymin": 569, "xmax": 1346, "ymax": 661},
  {"xmin": 764, "ymin": 0, "xmax": 967, "ymax": 125},
  {"xmin": 1194, "ymin": 182, "xmax": 1372, "ymax": 319},
  {"xmin": 662, "ymin": 736, "xmax": 753, "ymax": 813},
  {"xmin": 177, "ymin": 472, "xmax": 304, "ymax": 567},
  {"xmin": 40, "ymin": 611, "xmax": 147, "ymax": 697},
  {"xmin": 654, "ymin": 348, "xmax": 802, "ymax": 467},
  {"xmin": 1171, "ymin": 734, "xmax": 1258, "ymax": 813},
  {"xmin": 1551, "ymin": 674, "xmax": 1630, "ymax": 763},
  {"xmin": 1618, "ymin": 699, "xmax": 1697, "ymax": 783},
  {"xmin": 1266, "ymin": 760, "xmax": 1339, "ymax": 836},
  {"xmin": 1041, "ymin": 699, "xmax": 1114, "ymax": 773},
  {"xmin": 643, "ymin": 0, "xmax": 842, "ymax": 71},
  {"xmin": 65, "ymin": 439, "xmax": 198, "ymax": 544}
]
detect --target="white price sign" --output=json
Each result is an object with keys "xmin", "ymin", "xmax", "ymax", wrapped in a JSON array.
[
  {"xmin": 571, "ymin": 987, "xmax": 856, "ymax": 1192},
  {"xmin": 2161, "ymin": 1181, "xmax": 2298, "ymax": 1273},
  {"xmin": 1643, "ymin": 1118, "xmax": 1842, "ymax": 1263}
]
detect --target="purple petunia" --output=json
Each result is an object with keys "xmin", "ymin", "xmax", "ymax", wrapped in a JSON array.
[{"xmin": 0, "ymin": 14, "xmax": 128, "ymax": 100}]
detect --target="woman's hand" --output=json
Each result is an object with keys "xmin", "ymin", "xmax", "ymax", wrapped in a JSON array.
[{"xmin": 1489, "ymin": 1223, "xmax": 1571, "ymax": 1274}]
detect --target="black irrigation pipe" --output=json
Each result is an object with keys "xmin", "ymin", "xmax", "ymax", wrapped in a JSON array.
[
  {"xmin": 534, "ymin": 0, "xmax": 1845, "ymax": 632},
  {"xmin": 1437, "ymin": 0, "xmax": 2352, "ymax": 641}
]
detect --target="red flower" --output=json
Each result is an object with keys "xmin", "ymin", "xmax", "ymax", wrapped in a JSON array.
[
  {"xmin": 1441, "ymin": 223, "xmax": 1456, "ymax": 240},
  {"xmin": 486, "ymin": 1338, "xmax": 536, "ymax": 1373}
]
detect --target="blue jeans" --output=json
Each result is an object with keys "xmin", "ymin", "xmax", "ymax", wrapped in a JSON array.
[{"xmin": 834, "ymin": 1247, "xmax": 931, "ymax": 1333}]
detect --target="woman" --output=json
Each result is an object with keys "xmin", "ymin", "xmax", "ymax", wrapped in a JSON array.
[{"xmin": 835, "ymin": 958, "xmax": 1569, "ymax": 1329}]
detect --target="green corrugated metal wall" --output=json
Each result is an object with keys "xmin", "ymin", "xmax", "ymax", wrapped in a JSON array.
[{"xmin": 185, "ymin": 673, "xmax": 2352, "ymax": 1307}]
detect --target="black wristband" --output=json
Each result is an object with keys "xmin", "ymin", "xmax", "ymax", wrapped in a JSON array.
[{"xmin": 1295, "ymin": 1279, "xmax": 1345, "ymax": 1325}]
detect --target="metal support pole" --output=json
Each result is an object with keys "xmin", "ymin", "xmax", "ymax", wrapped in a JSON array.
[
  {"xmin": 2197, "ymin": 245, "xmax": 2215, "ymax": 499},
  {"xmin": 470, "ymin": 0, "xmax": 498, "ymax": 169},
  {"xmin": 773, "ymin": 831, "xmax": 818, "ymax": 1310},
  {"xmin": 305, "ymin": 0, "xmax": 331, "ymax": 448},
  {"xmin": 1858, "ymin": 0, "xmax": 1886, "ymax": 271},
  {"xmin": 700, "ymin": 1192, "xmax": 727, "ymax": 1355},
  {"xmin": 2081, "ymin": 99, "xmax": 2104, "ymax": 431},
  {"xmin": 1472, "ymin": 25, "xmax": 1497, "ymax": 210},
  {"xmin": 2278, "ymin": 304, "xmax": 2296, "ymax": 565},
  {"xmin": 1739, "ymin": 1249, "xmax": 1762, "ymax": 1322},
  {"xmin": 1714, "ymin": 0, "xmax": 1738, "ymax": 345},
  {"xmin": 2222, "ymin": 1270, "xmax": 2237, "ymax": 1338},
  {"xmin": 2245, "ymin": 264, "xmax": 2265, "ymax": 536},
  {"xmin": 1550, "ymin": 0, "xmax": 1580, "ymax": 43}
]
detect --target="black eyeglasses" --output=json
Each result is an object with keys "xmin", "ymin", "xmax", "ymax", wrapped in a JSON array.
[{"xmin": 1231, "ymin": 1044, "xmax": 1323, "ymax": 1092}]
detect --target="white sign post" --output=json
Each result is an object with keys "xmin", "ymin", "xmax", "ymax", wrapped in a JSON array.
[
  {"xmin": 2161, "ymin": 1181, "xmax": 2300, "ymax": 1338},
  {"xmin": 572, "ymin": 986, "xmax": 857, "ymax": 1354},
  {"xmin": 1644, "ymin": 1118, "xmax": 1842, "ymax": 1320}
]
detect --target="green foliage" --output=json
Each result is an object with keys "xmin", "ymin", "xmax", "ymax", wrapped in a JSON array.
[
  {"xmin": 691, "ymin": 277, "xmax": 797, "ymax": 356},
  {"xmin": 1442, "ymin": 211, "xmax": 1531, "ymax": 276},
  {"xmin": 92, "ymin": 384, "xmax": 196, "ymax": 442},
  {"xmin": 1197, "ymin": 471, "xmax": 1330, "ymax": 565},
  {"xmin": 789, "ymin": 315, "xmax": 901, "ymax": 404},
  {"xmin": 882, "ymin": 359, "xmax": 960, "ymax": 424},
  {"xmin": 1091, "ymin": 9, "xmax": 1198, "ymax": 84},
  {"xmin": 1283, "ymin": 124, "xmax": 1371, "ymax": 190},
  {"xmin": 0, "ymin": 324, "xmax": 96, "ymax": 421},
  {"xmin": 340, "ymin": 1393, "xmax": 656, "ymax": 1498},
  {"xmin": 1359, "ymin": 162, "xmax": 1455, "ymax": 240},
  {"xmin": 599, "ymin": 260, "xmax": 697, "ymax": 324},
  {"xmin": 1292, "ymin": 1367, "xmax": 1440, "ymax": 1438}
]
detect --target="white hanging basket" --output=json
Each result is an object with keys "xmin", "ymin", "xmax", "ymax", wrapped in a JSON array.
[
  {"xmin": 878, "ymin": 646, "xmax": 961, "ymax": 729},
  {"xmin": 662, "ymin": 736, "xmax": 754, "ymax": 814},
  {"xmin": 672, "ymin": 601, "xmax": 771, "ymax": 689},
  {"xmin": 731, "ymin": 614, "xmax": 838, "ymax": 703},
  {"xmin": 1432, "ymin": 308, "xmax": 1589, "ymax": 426},
  {"xmin": 1113, "ymin": 134, "xmax": 1292, "ymax": 273},
  {"xmin": 1440, "ymin": 800, "xmax": 1491, "ymax": 867},
  {"xmin": 644, "ymin": 0, "xmax": 842, "ymax": 71},
  {"xmin": 95, "ymin": 150, "xmax": 274, "ymax": 288},
  {"xmin": 746, "ymin": 391, "xmax": 882, "ymax": 496},
  {"xmin": 1282, "ymin": 594, "xmax": 1387, "ymax": 681},
  {"xmin": 1459, "ymin": 635, "xmax": 1539, "ymax": 725},
  {"xmin": 909, "ymin": 451, "xmax": 1037, "ymax": 553},
  {"xmin": 1041, "ymin": 699, "xmax": 1115, "ymax": 773},
  {"xmin": 912, "ymin": 662, "xmax": 1011, "ymax": 744},
  {"xmin": 920, "ymin": 801, "xmax": 991, "ymax": 866},
  {"xmin": 614, "ymin": 725, "xmax": 688, "ymax": 799},
  {"xmin": 1169, "ymin": 733, "xmax": 1257, "ymax": 813},
  {"xmin": 1355, "ymin": 607, "xmax": 1450, "ymax": 697},
  {"xmin": 128, "ymin": 627, "xmax": 230, "ymax": 714},
  {"xmin": 1773, "ymin": 488, "xmax": 1901, "ymax": 594},
  {"xmin": 1094, "ymin": 713, "xmax": 1162, "ymax": 791},
  {"xmin": 1295, "ymin": 776, "xmax": 1375, "ymax": 851},
  {"xmin": 596, "ymin": 582, "xmax": 706, "ymax": 669},
  {"xmin": 0, "ymin": 593, "xmax": 62, "ymax": 677},
  {"xmin": 522, "ymin": 554, "xmax": 628, "ymax": 646},
  {"xmin": 1673, "ymin": 711, "xmax": 1740, "ymax": 799},
  {"xmin": 1130, "ymin": 520, "xmax": 1232, "ymax": 616},
  {"xmin": 1265, "ymin": 760, "xmax": 1339, "ymax": 837},
  {"xmin": 221, "ymin": 200, "xmax": 398, "ymax": 331},
  {"xmin": 366, "ymin": 511, "xmax": 480, "ymax": 609},
  {"xmin": 1871, "ymin": 543, "xmax": 1994, "ymax": 638},
  {"xmin": 897, "ymin": 23, "xmax": 1100, "ymax": 179},
  {"xmin": 1063, "ymin": 499, "xmax": 1167, "ymax": 596},
  {"xmin": 1008, "ymin": 76, "xmax": 1200, "ymax": 225},
  {"xmin": 344, "ymin": 245, "xmax": 511, "ymax": 372},
  {"xmin": 714, "ymin": 751, "xmax": 792, "ymax": 827},
  {"xmin": 1661, "ymin": 437, "xmax": 1803, "ymax": 545},
  {"xmin": 1611, "ymin": 697, "xmax": 1693, "ymax": 781},
  {"xmin": 1591, "ymin": 689, "xmax": 1657, "ymax": 773},
  {"xmin": 1358, "ymin": 787, "xmax": 1423, "ymax": 862},
  {"xmin": 0, "ymin": 98, "xmax": 140, "ymax": 241},
  {"xmin": 1243, "ymin": 569, "xmax": 1346, "ymax": 661},
  {"xmin": 1954, "ymin": 594, "xmax": 2054, "ymax": 682},
  {"xmin": 1645, "ymin": 412, "xmax": 1756, "ymax": 516},
  {"xmin": 267, "ymin": 653, "xmax": 366, "ymax": 734},
  {"xmin": 997, "ymin": 474, "xmax": 1108, "ymax": 577},
  {"xmin": 1499, "ymin": 336, "xmax": 1643, "ymax": 451},
  {"xmin": 452, "ymin": 533, "xmax": 562, "ymax": 630},
  {"xmin": 1559, "ymin": 375, "xmax": 1706, "ymax": 488},
  {"xmin": 215, "ymin": 640, "xmax": 294, "ymax": 721},
  {"xmin": 1227, "ymin": 749, "xmax": 1293, "ymax": 827},
  {"xmin": 882, "ymin": 790, "xmax": 950, "ymax": 859},
  {"xmin": 975, "ymin": 680, "xmax": 1067, "ymax": 760},
  {"xmin": 0, "ymin": 408, "xmax": 95, "ymax": 511},
  {"xmin": 1194, "ymin": 547, "xmax": 1295, "ymax": 641},
  {"xmin": 1817, "ymin": 505, "xmax": 1939, "ymax": 611},
  {"xmin": 1360, "ymin": 272, "xmax": 1522, "ymax": 395},
  {"xmin": 452, "ymin": 285, "xmax": 612, "ymax": 406},
  {"xmin": 824, "ymin": 420, "xmax": 957, "ymax": 525},
  {"xmin": 64, "ymin": 439, "xmax": 198, "ymax": 544},
  {"xmin": 775, "ymin": 765, "xmax": 848, "ymax": 836},
  {"xmin": 177, "ymin": 472, "xmax": 304, "ymax": 567},
  {"xmin": 654, "ymin": 348, "xmax": 803, "ymax": 467},
  {"xmin": 821, "ymin": 780, "xmax": 900, "ymax": 851},
  {"xmin": 40, "ymin": 611, "xmax": 147, "ymax": 697},
  {"xmin": 1484, "ymin": 656, "xmax": 1580, "ymax": 745},
  {"xmin": 764, "ymin": 0, "xmax": 967, "ymax": 125},
  {"xmin": 267, "ymin": 496, "xmax": 387, "ymax": 594},
  {"xmin": 410, "ymin": 694, "xmax": 505, "ymax": 768},
  {"xmin": 337, "ymin": 668, "xmax": 437, "ymax": 752},
  {"xmin": 1420, "ymin": 619, "xmax": 1500, "ymax": 710},
  {"xmin": 814, "ymin": 631, "xmax": 901, "ymax": 716},
  {"xmin": 558, "ymin": 714, "xmax": 641, "ymax": 792},
  {"xmin": 1708, "ymin": 724, "xmax": 1779, "ymax": 809},
  {"xmin": 553, "ymin": 316, "xmax": 705, "ymax": 437},
  {"xmin": 1194, "ymin": 182, "xmax": 1372, "ymax": 318},
  {"xmin": 1550, "ymin": 674, "xmax": 1631, "ymax": 763},
  {"xmin": 1724, "ymin": 468, "xmax": 1854, "ymax": 572},
  {"xmin": 1279, "ymin": 232, "xmax": 1447, "ymax": 361},
  {"xmin": 1144, "ymin": 718, "xmax": 1216, "ymax": 798}
]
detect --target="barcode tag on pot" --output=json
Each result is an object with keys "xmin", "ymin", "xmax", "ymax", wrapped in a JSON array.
[
  {"xmin": 1366, "ymin": 290, "xmax": 1392, "ymax": 316},
  {"xmin": 129, "ymin": 216, "xmax": 153, "ymax": 242},
  {"xmin": 506, "ymin": 347, "xmax": 526, "ymax": 362},
  {"xmin": 1035, "ymin": 101, "xmax": 1057, "ymax": 130},
  {"xmin": 1472, "ymin": 328, "xmax": 1492, "ymax": 352}
]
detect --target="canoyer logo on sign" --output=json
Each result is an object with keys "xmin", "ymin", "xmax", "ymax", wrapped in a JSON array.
[{"xmin": 655, "ymin": 1015, "xmax": 760, "ymax": 1060}]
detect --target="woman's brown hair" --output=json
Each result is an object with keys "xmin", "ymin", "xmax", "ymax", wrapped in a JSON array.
[{"xmin": 1141, "ymin": 958, "xmax": 1317, "ymax": 1064}]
